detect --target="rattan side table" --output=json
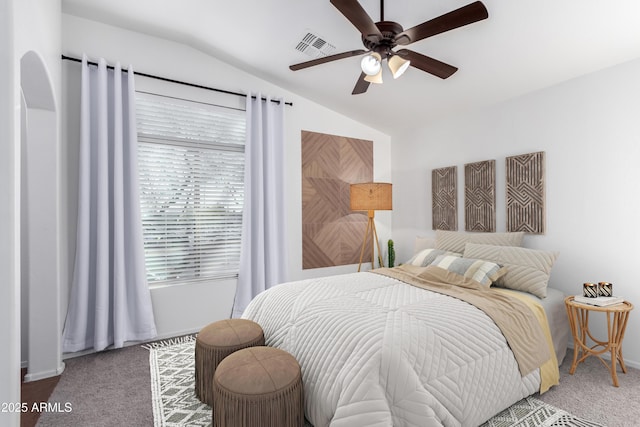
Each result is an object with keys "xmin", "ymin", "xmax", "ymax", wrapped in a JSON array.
[{"xmin": 565, "ymin": 295, "xmax": 633, "ymax": 387}]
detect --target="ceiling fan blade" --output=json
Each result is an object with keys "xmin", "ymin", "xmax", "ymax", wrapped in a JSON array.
[
  {"xmin": 330, "ymin": 0, "xmax": 383, "ymax": 42},
  {"xmin": 290, "ymin": 49, "xmax": 367, "ymax": 71},
  {"xmin": 397, "ymin": 49, "xmax": 458, "ymax": 79},
  {"xmin": 352, "ymin": 72, "xmax": 371, "ymax": 95},
  {"xmin": 395, "ymin": 1, "xmax": 488, "ymax": 46}
]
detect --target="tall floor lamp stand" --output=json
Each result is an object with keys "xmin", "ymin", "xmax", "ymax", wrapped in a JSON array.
[
  {"xmin": 350, "ymin": 182, "xmax": 392, "ymax": 273},
  {"xmin": 357, "ymin": 210, "xmax": 384, "ymax": 272}
]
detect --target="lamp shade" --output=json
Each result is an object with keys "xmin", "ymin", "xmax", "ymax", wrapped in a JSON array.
[
  {"xmin": 388, "ymin": 55, "xmax": 410, "ymax": 79},
  {"xmin": 350, "ymin": 182, "xmax": 392, "ymax": 211},
  {"xmin": 364, "ymin": 68, "xmax": 383, "ymax": 84}
]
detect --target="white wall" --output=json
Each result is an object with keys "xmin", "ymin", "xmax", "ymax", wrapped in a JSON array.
[
  {"xmin": 392, "ymin": 57, "xmax": 640, "ymax": 368},
  {"xmin": 0, "ymin": 0, "xmax": 21, "ymax": 424},
  {"xmin": 20, "ymin": 92, "xmax": 63, "ymax": 381},
  {"xmin": 60, "ymin": 14, "xmax": 392, "ymax": 343}
]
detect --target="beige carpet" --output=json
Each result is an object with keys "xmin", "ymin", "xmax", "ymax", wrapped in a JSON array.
[{"xmin": 537, "ymin": 350, "xmax": 640, "ymax": 427}]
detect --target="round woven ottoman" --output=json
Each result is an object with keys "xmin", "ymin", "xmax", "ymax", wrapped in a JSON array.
[
  {"xmin": 195, "ymin": 319, "xmax": 265, "ymax": 406},
  {"xmin": 213, "ymin": 346, "xmax": 304, "ymax": 427}
]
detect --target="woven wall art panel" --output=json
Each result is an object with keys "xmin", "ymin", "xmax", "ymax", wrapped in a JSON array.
[
  {"xmin": 301, "ymin": 131, "xmax": 373, "ymax": 269},
  {"xmin": 464, "ymin": 160, "xmax": 496, "ymax": 232},
  {"xmin": 506, "ymin": 151, "xmax": 546, "ymax": 234},
  {"xmin": 432, "ymin": 166, "xmax": 458, "ymax": 231}
]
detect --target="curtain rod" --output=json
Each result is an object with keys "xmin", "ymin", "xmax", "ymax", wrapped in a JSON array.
[{"xmin": 61, "ymin": 54, "xmax": 293, "ymax": 107}]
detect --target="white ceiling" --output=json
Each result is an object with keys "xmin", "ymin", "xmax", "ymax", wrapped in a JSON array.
[{"xmin": 61, "ymin": 0, "xmax": 640, "ymax": 135}]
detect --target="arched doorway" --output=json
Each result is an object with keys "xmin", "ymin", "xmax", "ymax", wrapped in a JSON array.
[{"xmin": 20, "ymin": 50, "xmax": 64, "ymax": 381}]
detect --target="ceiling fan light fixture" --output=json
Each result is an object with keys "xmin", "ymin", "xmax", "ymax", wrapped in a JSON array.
[
  {"xmin": 388, "ymin": 55, "xmax": 411, "ymax": 79},
  {"xmin": 360, "ymin": 52, "xmax": 382, "ymax": 76},
  {"xmin": 364, "ymin": 68, "xmax": 383, "ymax": 84},
  {"xmin": 289, "ymin": 0, "xmax": 489, "ymax": 95}
]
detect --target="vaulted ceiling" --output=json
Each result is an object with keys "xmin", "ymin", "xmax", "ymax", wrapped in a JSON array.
[{"xmin": 62, "ymin": 0, "xmax": 640, "ymax": 134}]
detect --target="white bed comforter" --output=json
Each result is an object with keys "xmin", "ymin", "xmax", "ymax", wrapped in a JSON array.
[{"xmin": 242, "ymin": 272, "xmax": 541, "ymax": 427}]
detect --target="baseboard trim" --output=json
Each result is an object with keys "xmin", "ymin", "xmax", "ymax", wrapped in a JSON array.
[
  {"xmin": 566, "ymin": 342, "xmax": 639, "ymax": 370},
  {"xmin": 61, "ymin": 328, "xmax": 201, "ymax": 361},
  {"xmin": 23, "ymin": 362, "xmax": 65, "ymax": 382}
]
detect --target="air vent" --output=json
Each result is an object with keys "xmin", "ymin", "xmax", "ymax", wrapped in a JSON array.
[{"xmin": 295, "ymin": 31, "xmax": 337, "ymax": 58}]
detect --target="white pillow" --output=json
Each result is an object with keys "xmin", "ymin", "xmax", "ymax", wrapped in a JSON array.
[
  {"xmin": 413, "ymin": 236, "xmax": 436, "ymax": 253},
  {"xmin": 435, "ymin": 230, "xmax": 525, "ymax": 253},
  {"xmin": 463, "ymin": 243, "xmax": 559, "ymax": 298}
]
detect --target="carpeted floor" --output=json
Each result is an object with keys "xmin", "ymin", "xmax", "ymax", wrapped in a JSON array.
[
  {"xmin": 36, "ymin": 344, "xmax": 153, "ymax": 427},
  {"xmin": 536, "ymin": 353, "xmax": 640, "ymax": 427},
  {"xmin": 37, "ymin": 344, "xmax": 640, "ymax": 427}
]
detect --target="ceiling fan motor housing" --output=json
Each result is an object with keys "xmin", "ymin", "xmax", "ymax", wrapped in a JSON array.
[{"xmin": 363, "ymin": 21, "xmax": 404, "ymax": 58}]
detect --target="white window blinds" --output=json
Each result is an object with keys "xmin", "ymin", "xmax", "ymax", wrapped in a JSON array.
[{"xmin": 136, "ymin": 92, "xmax": 246, "ymax": 285}]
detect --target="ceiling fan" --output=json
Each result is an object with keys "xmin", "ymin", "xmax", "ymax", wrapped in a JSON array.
[{"xmin": 289, "ymin": 0, "xmax": 488, "ymax": 95}]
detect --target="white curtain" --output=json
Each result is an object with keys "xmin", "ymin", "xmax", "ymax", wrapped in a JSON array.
[
  {"xmin": 232, "ymin": 93, "xmax": 287, "ymax": 318},
  {"xmin": 62, "ymin": 55, "xmax": 157, "ymax": 352}
]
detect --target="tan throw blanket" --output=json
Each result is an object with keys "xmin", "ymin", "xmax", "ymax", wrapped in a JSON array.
[{"xmin": 374, "ymin": 264, "xmax": 554, "ymax": 382}]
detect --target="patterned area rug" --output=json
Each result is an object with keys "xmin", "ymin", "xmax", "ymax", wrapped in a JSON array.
[
  {"xmin": 479, "ymin": 398, "xmax": 603, "ymax": 427},
  {"xmin": 147, "ymin": 336, "xmax": 211, "ymax": 427},
  {"xmin": 147, "ymin": 338, "xmax": 603, "ymax": 427}
]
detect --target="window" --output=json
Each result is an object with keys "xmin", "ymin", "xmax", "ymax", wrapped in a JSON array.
[{"xmin": 136, "ymin": 92, "xmax": 246, "ymax": 285}]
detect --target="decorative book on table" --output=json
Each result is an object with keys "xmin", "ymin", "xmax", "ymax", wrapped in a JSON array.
[{"xmin": 574, "ymin": 295, "xmax": 625, "ymax": 307}]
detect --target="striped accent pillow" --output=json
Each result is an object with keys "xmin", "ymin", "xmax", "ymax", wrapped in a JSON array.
[
  {"xmin": 406, "ymin": 249, "xmax": 461, "ymax": 267},
  {"xmin": 429, "ymin": 255, "xmax": 507, "ymax": 287}
]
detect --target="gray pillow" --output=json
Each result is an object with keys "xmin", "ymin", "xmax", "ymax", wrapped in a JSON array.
[
  {"xmin": 435, "ymin": 230, "xmax": 525, "ymax": 253},
  {"xmin": 463, "ymin": 243, "xmax": 559, "ymax": 298},
  {"xmin": 406, "ymin": 248, "xmax": 460, "ymax": 267}
]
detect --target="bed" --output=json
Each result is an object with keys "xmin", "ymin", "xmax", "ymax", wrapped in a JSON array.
[{"xmin": 242, "ymin": 233, "xmax": 568, "ymax": 427}]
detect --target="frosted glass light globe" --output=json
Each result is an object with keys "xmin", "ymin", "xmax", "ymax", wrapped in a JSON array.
[{"xmin": 361, "ymin": 53, "xmax": 382, "ymax": 76}]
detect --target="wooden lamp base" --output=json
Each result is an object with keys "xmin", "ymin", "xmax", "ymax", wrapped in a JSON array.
[{"xmin": 357, "ymin": 210, "xmax": 384, "ymax": 272}]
